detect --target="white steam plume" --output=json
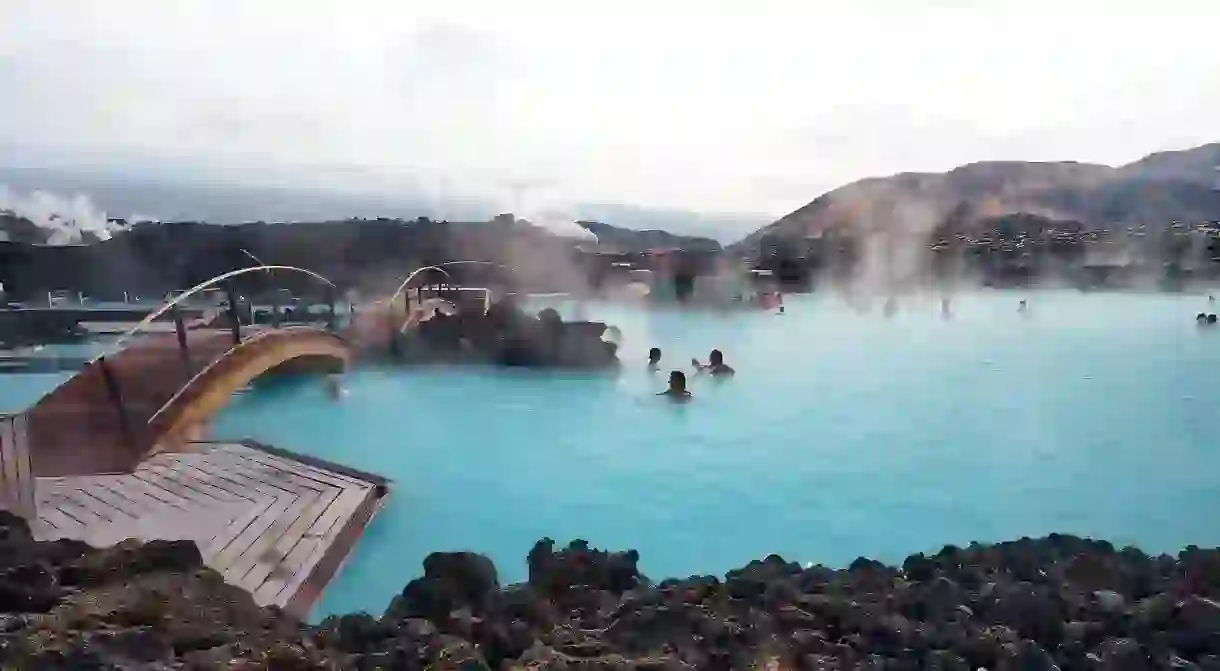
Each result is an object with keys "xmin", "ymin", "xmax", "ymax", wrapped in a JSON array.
[
  {"xmin": 495, "ymin": 179, "xmax": 596, "ymax": 240},
  {"xmin": 0, "ymin": 184, "xmax": 125, "ymax": 244}
]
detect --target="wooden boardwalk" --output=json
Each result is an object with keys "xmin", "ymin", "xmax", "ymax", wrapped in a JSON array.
[{"xmin": 30, "ymin": 441, "xmax": 389, "ymax": 618}]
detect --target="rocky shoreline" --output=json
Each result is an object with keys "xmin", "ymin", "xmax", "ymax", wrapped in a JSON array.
[{"xmin": 4, "ymin": 512, "xmax": 1220, "ymax": 669}]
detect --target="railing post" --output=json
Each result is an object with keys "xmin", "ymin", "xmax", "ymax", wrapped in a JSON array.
[
  {"xmin": 270, "ymin": 289, "xmax": 282, "ymax": 328},
  {"xmin": 97, "ymin": 356, "xmax": 135, "ymax": 450},
  {"xmin": 223, "ymin": 280, "xmax": 242, "ymax": 345},
  {"xmin": 326, "ymin": 286, "xmax": 337, "ymax": 332},
  {"xmin": 171, "ymin": 303, "xmax": 191, "ymax": 375}
]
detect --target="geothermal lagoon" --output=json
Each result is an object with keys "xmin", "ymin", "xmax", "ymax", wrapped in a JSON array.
[
  {"xmin": 5, "ymin": 290, "xmax": 1218, "ymax": 620},
  {"xmin": 193, "ymin": 290, "xmax": 1218, "ymax": 618}
]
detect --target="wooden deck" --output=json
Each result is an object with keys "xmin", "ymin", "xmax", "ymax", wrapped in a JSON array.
[{"xmin": 30, "ymin": 441, "xmax": 389, "ymax": 618}]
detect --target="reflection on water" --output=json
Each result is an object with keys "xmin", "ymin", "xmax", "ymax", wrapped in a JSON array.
[{"xmin": 43, "ymin": 289, "xmax": 1220, "ymax": 619}]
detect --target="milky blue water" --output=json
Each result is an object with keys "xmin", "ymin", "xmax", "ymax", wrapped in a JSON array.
[{"xmin": 6, "ymin": 290, "xmax": 1220, "ymax": 619}]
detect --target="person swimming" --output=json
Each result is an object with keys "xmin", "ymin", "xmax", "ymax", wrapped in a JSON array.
[
  {"xmin": 1197, "ymin": 312, "xmax": 1208, "ymax": 324},
  {"xmin": 648, "ymin": 347, "xmax": 662, "ymax": 370},
  {"xmin": 658, "ymin": 370, "xmax": 692, "ymax": 401},
  {"xmin": 1018, "ymin": 299, "xmax": 1028, "ymax": 315},
  {"xmin": 692, "ymin": 349, "xmax": 735, "ymax": 376},
  {"xmin": 325, "ymin": 375, "xmax": 345, "ymax": 399}
]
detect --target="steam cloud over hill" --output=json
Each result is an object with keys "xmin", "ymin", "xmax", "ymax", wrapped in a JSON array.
[{"xmin": 0, "ymin": 185, "xmax": 130, "ymax": 245}]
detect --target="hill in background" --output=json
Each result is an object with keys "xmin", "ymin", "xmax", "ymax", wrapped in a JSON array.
[{"xmin": 735, "ymin": 143, "xmax": 1220, "ymax": 252}]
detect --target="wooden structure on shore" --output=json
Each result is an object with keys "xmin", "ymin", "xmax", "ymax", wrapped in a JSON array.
[
  {"xmin": 0, "ymin": 431, "xmax": 387, "ymax": 618},
  {"xmin": 0, "ymin": 264, "xmax": 491, "ymax": 617}
]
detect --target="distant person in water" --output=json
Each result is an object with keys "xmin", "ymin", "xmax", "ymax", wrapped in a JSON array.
[
  {"xmin": 1210, "ymin": 314, "xmax": 1217, "ymax": 325},
  {"xmin": 325, "ymin": 375, "xmax": 345, "ymax": 400},
  {"xmin": 1210, "ymin": 295, "xmax": 1216, "ymax": 305},
  {"xmin": 1197, "ymin": 312, "xmax": 1208, "ymax": 324},
  {"xmin": 648, "ymin": 347, "xmax": 662, "ymax": 370},
  {"xmin": 693, "ymin": 349, "xmax": 735, "ymax": 376},
  {"xmin": 658, "ymin": 370, "xmax": 692, "ymax": 401},
  {"xmin": 1018, "ymin": 299, "xmax": 1028, "ymax": 314}
]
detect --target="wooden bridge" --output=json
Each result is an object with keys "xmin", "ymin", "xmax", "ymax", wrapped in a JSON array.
[
  {"xmin": 17, "ymin": 264, "xmax": 486, "ymax": 478},
  {"xmin": 0, "ymin": 263, "xmax": 491, "ymax": 617}
]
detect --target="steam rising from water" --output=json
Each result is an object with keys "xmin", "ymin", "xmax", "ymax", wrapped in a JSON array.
[{"xmin": 0, "ymin": 184, "xmax": 125, "ymax": 244}]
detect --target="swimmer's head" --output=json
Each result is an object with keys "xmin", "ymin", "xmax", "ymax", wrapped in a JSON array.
[
  {"xmin": 669, "ymin": 370, "xmax": 687, "ymax": 392},
  {"xmin": 648, "ymin": 347, "xmax": 662, "ymax": 364},
  {"xmin": 1209, "ymin": 314, "xmax": 1217, "ymax": 324},
  {"xmin": 709, "ymin": 349, "xmax": 724, "ymax": 365}
]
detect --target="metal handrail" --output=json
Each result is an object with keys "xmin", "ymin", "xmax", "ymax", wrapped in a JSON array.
[
  {"xmin": 375, "ymin": 265, "xmax": 453, "ymax": 309},
  {"xmin": 145, "ymin": 325, "xmax": 345, "ymax": 427},
  {"xmin": 91, "ymin": 265, "xmax": 337, "ymax": 364}
]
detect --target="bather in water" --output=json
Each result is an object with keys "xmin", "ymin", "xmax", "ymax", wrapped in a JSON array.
[
  {"xmin": 693, "ymin": 349, "xmax": 735, "ymax": 377},
  {"xmin": 325, "ymin": 375, "xmax": 345, "ymax": 400},
  {"xmin": 658, "ymin": 370, "xmax": 692, "ymax": 402},
  {"xmin": 648, "ymin": 347, "xmax": 662, "ymax": 371}
]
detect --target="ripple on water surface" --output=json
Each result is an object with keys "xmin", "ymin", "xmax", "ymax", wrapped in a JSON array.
[{"xmin": 211, "ymin": 290, "xmax": 1220, "ymax": 619}]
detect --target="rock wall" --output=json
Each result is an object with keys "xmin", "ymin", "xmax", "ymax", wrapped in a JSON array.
[{"xmin": 4, "ymin": 509, "xmax": 1220, "ymax": 669}]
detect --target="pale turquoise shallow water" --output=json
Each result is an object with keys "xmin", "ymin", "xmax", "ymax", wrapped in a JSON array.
[{"xmin": 6, "ymin": 291, "xmax": 1220, "ymax": 620}]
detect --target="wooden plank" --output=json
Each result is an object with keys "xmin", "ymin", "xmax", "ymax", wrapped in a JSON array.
[
  {"xmin": 285, "ymin": 487, "xmax": 385, "ymax": 616},
  {"xmin": 260, "ymin": 486, "xmax": 371, "ymax": 606},
  {"xmin": 36, "ymin": 495, "xmax": 90, "ymax": 535},
  {"xmin": 231, "ymin": 444, "xmax": 375, "ymax": 489},
  {"xmin": 140, "ymin": 462, "xmax": 250, "ymax": 504},
  {"xmin": 130, "ymin": 469, "xmax": 226, "ymax": 509},
  {"xmin": 13, "ymin": 414, "xmax": 33, "ymax": 517},
  {"xmin": 201, "ymin": 494, "xmax": 279, "ymax": 557},
  {"xmin": 238, "ymin": 441, "xmax": 387, "ymax": 487},
  {"xmin": 104, "ymin": 474, "xmax": 194, "ymax": 512},
  {"xmin": 186, "ymin": 448, "xmax": 322, "ymax": 494},
  {"xmin": 212, "ymin": 494, "xmax": 297, "ymax": 575},
  {"xmin": 227, "ymin": 487, "xmax": 322, "ymax": 591},
  {"xmin": 28, "ymin": 518, "xmax": 59, "ymax": 541},
  {"xmin": 239, "ymin": 483, "xmax": 343, "ymax": 595},
  {"xmin": 35, "ymin": 505, "xmax": 70, "ymax": 532},
  {"xmin": 42, "ymin": 490, "xmax": 112, "ymax": 527},
  {"xmin": 58, "ymin": 486, "xmax": 130, "ymax": 524},
  {"xmin": 212, "ymin": 447, "xmax": 341, "ymax": 494},
  {"xmin": 159, "ymin": 457, "xmax": 263, "ymax": 502},
  {"xmin": 162, "ymin": 452, "xmax": 277, "ymax": 497},
  {"xmin": 78, "ymin": 481, "xmax": 151, "ymax": 519},
  {"xmin": 0, "ymin": 418, "xmax": 16, "ymax": 511},
  {"xmin": 176, "ymin": 453, "xmax": 318, "ymax": 498},
  {"xmin": 129, "ymin": 505, "xmax": 230, "ymax": 546},
  {"xmin": 90, "ymin": 477, "xmax": 187, "ymax": 515}
]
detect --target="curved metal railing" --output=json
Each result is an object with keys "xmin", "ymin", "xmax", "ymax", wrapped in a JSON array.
[
  {"xmin": 146, "ymin": 325, "xmax": 348, "ymax": 431},
  {"xmin": 377, "ymin": 264, "xmax": 453, "ymax": 309},
  {"xmin": 91, "ymin": 264, "xmax": 338, "ymax": 363}
]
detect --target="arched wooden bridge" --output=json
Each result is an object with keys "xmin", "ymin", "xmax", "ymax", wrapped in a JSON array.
[{"xmin": 11, "ymin": 264, "xmax": 490, "ymax": 479}]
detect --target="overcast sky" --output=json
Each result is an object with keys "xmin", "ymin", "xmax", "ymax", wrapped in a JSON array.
[{"xmin": 2, "ymin": 0, "xmax": 1218, "ymax": 230}]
